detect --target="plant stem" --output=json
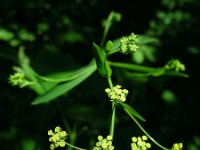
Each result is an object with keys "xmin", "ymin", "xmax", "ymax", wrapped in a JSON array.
[
  {"xmin": 109, "ymin": 61, "xmax": 156, "ymax": 73},
  {"xmin": 107, "ymin": 77, "xmax": 113, "ymax": 89},
  {"xmin": 65, "ymin": 142, "xmax": 87, "ymax": 150},
  {"xmin": 110, "ymin": 102, "xmax": 116, "ymax": 138},
  {"xmin": 107, "ymin": 77, "xmax": 116, "ymax": 138},
  {"xmin": 100, "ymin": 28, "xmax": 108, "ymax": 47},
  {"xmin": 127, "ymin": 111, "xmax": 170, "ymax": 150}
]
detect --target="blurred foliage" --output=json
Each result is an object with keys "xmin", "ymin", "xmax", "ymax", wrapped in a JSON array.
[{"xmin": 0, "ymin": 0, "xmax": 200, "ymax": 150}]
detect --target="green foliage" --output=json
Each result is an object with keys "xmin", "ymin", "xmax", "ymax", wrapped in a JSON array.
[
  {"xmin": 93, "ymin": 43, "xmax": 112, "ymax": 78},
  {"xmin": 0, "ymin": 28, "xmax": 14, "ymax": 41},
  {"xmin": 118, "ymin": 103, "xmax": 145, "ymax": 122},
  {"xmin": 1, "ymin": 0, "xmax": 198, "ymax": 150},
  {"xmin": 32, "ymin": 61, "xmax": 96, "ymax": 105}
]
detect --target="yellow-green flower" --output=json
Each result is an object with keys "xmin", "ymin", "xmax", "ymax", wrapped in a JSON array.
[
  {"xmin": 8, "ymin": 71, "xmax": 33, "ymax": 88},
  {"xmin": 172, "ymin": 143, "xmax": 183, "ymax": 150},
  {"xmin": 119, "ymin": 33, "xmax": 139, "ymax": 54},
  {"xmin": 165, "ymin": 59, "xmax": 185, "ymax": 72},
  {"xmin": 48, "ymin": 126, "xmax": 68, "ymax": 150},
  {"xmin": 93, "ymin": 135, "xmax": 114, "ymax": 150},
  {"xmin": 131, "ymin": 136, "xmax": 151, "ymax": 150},
  {"xmin": 105, "ymin": 85, "xmax": 128, "ymax": 103}
]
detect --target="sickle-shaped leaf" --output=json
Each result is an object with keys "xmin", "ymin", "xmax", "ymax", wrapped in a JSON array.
[
  {"xmin": 118, "ymin": 103, "xmax": 146, "ymax": 122},
  {"xmin": 31, "ymin": 62, "xmax": 96, "ymax": 105},
  {"xmin": 93, "ymin": 42, "xmax": 112, "ymax": 78}
]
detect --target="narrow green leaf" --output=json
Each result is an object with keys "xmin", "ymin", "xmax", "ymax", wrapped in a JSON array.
[
  {"xmin": 100, "ymin": 11, "xmax": 121, "ymax": 46},
  {"xmin": 110, "ymin": 61, "xmax": 155, "ymax": 73},
  {"xmin": 137, "ymin": 35, "xmax": 159, "ymax": 44},
  {"xmin": 110, "ymin": 61, "xmax": 188, "ymax": 78},
  {"xmin": 118, "ymin": 103, "xmax": 146, "ymax": 122},
  {"xmin": 31, "ymin": 63, "xmax": 96, "ymax": 105},
  {"xmin": 18, "ymin": 48, "xmax": 46, "ymax": 94},
  {"xmin": 93, "ymin": 43, "xmax": 112, "ymax": 78},
  {"xmin": 151, "ymin": 68, "xmax": 165, "ymax": 76},
  {"xmin": 164, "ymin": 71, "xmax": 189, "ymax": 78},
  {"xmin": 93, "ymin": 43, "xmax": 106, "ymax": 76}
]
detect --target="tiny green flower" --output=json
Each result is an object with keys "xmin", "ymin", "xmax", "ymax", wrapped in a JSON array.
[
  {"xmin": 55, "ymin": 126, "xmax": 61, "ymax": 132},
  {"xmin": 172, "ymin": 143, "xmax": 183, "ymax": 150},
  {"xmin": 60, "ymin": 131, "xmax": 67, "ymax": 137},
  {"xmin": 165, "ymin": 59, "xmax": 186, "ymax": 72},
  {"xmin": 50, "ymin": 144, "xmax": 55, "ymax": 150},
  {"xmin": 107, "ymin": 135, "xmax": 112, "ymax": 141},
  {"xmin": 106, "ymin": 40, "xmax": 114, "ymax": 52},
  {"xmin": 93, "ymin": 135, "xmax": 114, "ymax": 150},
  {"xmin": 48, "ymin": 126, "xmax": 68, "ymax": 149},
  {"xmin": 142, "ymin": 135, "xmax": 148, "ymax": 141},
  {"xmin": 131, "ymin": 136, "xmax": 151, "ymax": 150},
  {"xmin": 105, "ymin": 85, "xmax": 129, "ymax": 103},
  {"xmin": 119, "ymin": 33, "xmax": 139, "ymax": 54},
  {"xmin": 48, "ymin": 130, "xmax": 53, "ymax": 136},
  {"xmin": 59, "ymin": 141, "xmax": 66, "ymax": 147},
  {"xmin": 8, "ymin": 71, "xmax": 33, "ymax": 88}
]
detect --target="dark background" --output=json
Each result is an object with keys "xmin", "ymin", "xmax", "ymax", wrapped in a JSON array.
[{"xmin": 0, "ymin": 0, "xmax": 200, "ymax": 149}]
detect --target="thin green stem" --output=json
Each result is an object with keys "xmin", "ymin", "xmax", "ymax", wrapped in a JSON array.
[
  {"xmin": 107, "ymin": 77, "xmax": 113, "ymax": 89},
  {"xmin": 65, "ymin": 142, "xmax": 87, "ymax": 150},
  {"xmin": 127, "ymin": 111, "xmax": 170, "ymax": 150},
  {"xmin": 109, "ymin": 61, "xmax": 156, "ymax": 73},
  {"xmin": 107, "ymin": 48, "xmax": 119, "ymax": 55},
  {"xmin": 110, "ymin": 61, "xmax": 189, "ymax": 78},
  {"xmin": 100, "ymin": 27, "xmax": 109, "ymax": 47},
  {"xmin": 107, "ymin": 77, "xmax": 116, "ymax": 138},
  {"xmin": 109, "ymin": 103, "xmax": 116, "ymax": 138}
]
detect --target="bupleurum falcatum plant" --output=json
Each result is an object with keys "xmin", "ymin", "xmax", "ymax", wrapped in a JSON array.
[{"xmin": 8, "ymin": 11, "xmax": 187, "ymax": 150}]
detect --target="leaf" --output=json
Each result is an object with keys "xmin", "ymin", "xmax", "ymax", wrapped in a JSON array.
[
  {"xmin": 22, "ymin": 139, "xmax": 36, "ymax": 150},
  {"xmin": 31, "ymin": 62, "xmax": 96, "ymax": 105},
  {"xmin": 93, "ymin": 43, "xmax": 112, "ymax": 78},
  {"xmin": 162, "ymin": 90, "xmax": 177, "ymax": 104},
  {"xmin": 18, "ymin": 48, "xmax": 46, "ymax": 94},
  {"xmin": 33, "ymin": 61, "xmax": 97, "ymax": 91},
  {"xmin": 137, "ymin": 35, "xmax": 159, "ymax": 45},
  {"xmin": 118, "ymin": 103, "xmax": 146, "ymax": 122},
  {"xmin": 18, "ymin": 28, "xmax": 35, "ymax": 42},
  {"xmin": 132, "ymin": 50, "xmax": 145, "ymax": 64},
  {"xmin": 164, "ymin": 71, "xmax": 189, "ymax": 78},
  {"xmin": 0, "ymin": 28, "xmax": 14, "ymax": 41},
  {"xmin": 110, "ymin": 61, "xmax": 188, "ymax": 78},
  {"xmin": 110, "ymin": 61, "xmax": 155, "ymax": 73},
  {"xmin": 151, "ymin": 68, "xmax": 165, "ymax": 76},
  {"xmin": 141, "ymin": 45, "xmax": 157, "ymax": 63}
]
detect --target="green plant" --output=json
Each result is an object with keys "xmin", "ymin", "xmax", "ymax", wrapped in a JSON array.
[{"xmin": 8, "ymin": 11, "xmax": 188, "ymax": 150}]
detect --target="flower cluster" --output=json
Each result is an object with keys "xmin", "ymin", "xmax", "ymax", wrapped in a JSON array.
[
  {"xmin": 93, "ymin": 135, "xmax": 114, "ymax": 150},
  {"xmin": 131, "ymin": 136, "xmax": 151, "ymax": 150},
  {"xmin": 105, "ymin": 85, "xmax": 129, "ymax": 103},
  {"xmin": 172, "ymin": 143, "xmax": 183, "ymax": 150},
  {"xmin": 48, "ymin": 126, "xmax": 68, "ymax": 150},
  {"xmin": 165, "ymin": 59, "xmax": 185, "ymax": 72},
  {"xmin": 8, "ymin": 72, "xmax": 33, "ymax": 88},
  {"xmin": 119, "ymin": 33, "xmax": 139, "ymax": 54}
]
